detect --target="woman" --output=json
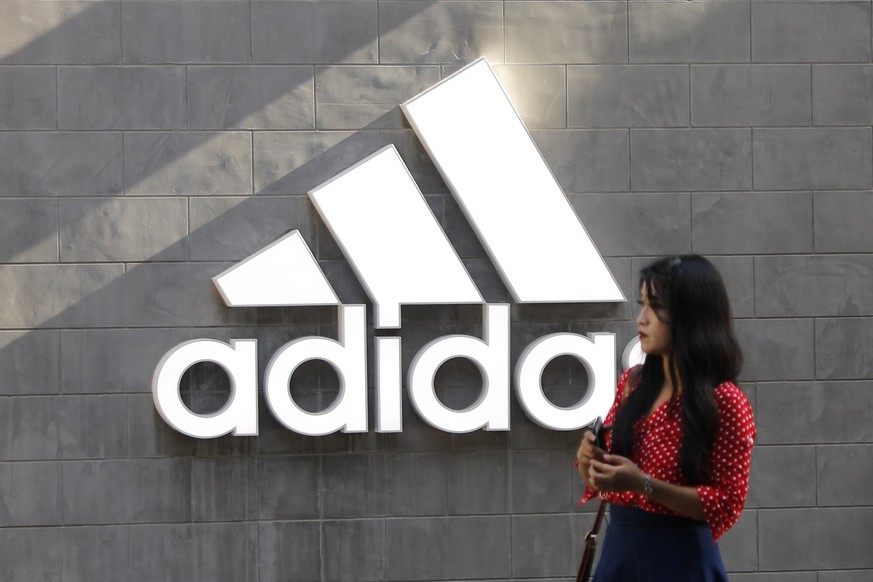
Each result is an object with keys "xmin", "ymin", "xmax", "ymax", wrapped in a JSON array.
[{"xmin": 576, "ymin": 255, "xmax": 755, "ymax": 581}]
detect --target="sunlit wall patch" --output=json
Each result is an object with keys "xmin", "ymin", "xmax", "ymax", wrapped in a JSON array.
[{"xmin": 402, "ymin": 58, "xmax": 625, "ymax": 304}]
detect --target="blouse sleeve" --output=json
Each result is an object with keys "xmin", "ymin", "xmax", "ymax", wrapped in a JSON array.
[
  {"xmin": 696, "ymin": 382, "xmax": 756, "ymax": 541},
  {"xmin": 578, "ymin": 367, "xmax": 633, "ymax": 506}
]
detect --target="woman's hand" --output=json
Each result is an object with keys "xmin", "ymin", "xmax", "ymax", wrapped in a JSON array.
[
  {"xmin": 588, "ymin": 453, "xmax": 646, "ymax": 494},
  {"xmin": 575, "ymin": 431, "xmax": 605, "ymax": 489}
]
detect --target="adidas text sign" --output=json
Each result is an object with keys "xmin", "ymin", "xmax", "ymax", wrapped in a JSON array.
[{"xmin": 152, "ymin": 59, "xmax": 633, "ymax": 439}]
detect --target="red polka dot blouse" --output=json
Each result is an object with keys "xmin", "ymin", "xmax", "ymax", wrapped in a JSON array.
[{"xmin": 580, "ymin": 367, "xmax": 756, "ymax": 542}]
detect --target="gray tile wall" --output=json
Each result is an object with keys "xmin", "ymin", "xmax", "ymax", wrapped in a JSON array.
[{"xmin": 1, "ymin": 1, "xmax": 871, "ymax": 580}]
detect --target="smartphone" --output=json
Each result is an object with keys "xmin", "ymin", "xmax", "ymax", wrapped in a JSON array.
[{"xmin": 591, "ymin": 416, "xmax": 606, "ymax": 450}]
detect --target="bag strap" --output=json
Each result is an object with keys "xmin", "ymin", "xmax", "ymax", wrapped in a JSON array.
[
  {"xmin": 589, "ymin": 498, "xmax": 607, "ymax": 536},
  {"xmin": 575, "ymin": 500, "xmax": 608, "ymax": 582}
]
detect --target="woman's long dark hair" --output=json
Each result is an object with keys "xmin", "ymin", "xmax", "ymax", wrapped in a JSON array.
[{"xmin": 611, "ymin": 255, "xmax": 742, "ymax": 485}]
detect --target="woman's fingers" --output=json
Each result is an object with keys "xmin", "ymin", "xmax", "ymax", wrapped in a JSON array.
[{"xmin": 591, "ymin": 454, "xmax": 644, "ymax": 493}]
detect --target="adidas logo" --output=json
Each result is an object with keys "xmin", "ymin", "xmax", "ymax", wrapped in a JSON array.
[{"xmin": 153, "ymin": 59, "xmax": 638, "ymax": 439}]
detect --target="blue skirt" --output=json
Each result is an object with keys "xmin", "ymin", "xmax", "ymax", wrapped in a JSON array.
[{"xmin": 592, "ymin": 505, "xmax": 728, "ymax": 582}]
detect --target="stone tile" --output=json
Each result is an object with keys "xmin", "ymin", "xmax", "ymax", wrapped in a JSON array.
[
  {"xmin": 0, "ymin": 462, "xmax": 63, "ymax": 525},
  {"xmin": 753, "ymin": 128, "xmax": 873, "ymax": 190},
  {"xmin": 323, "ymin": 519, "xmax": 386, "ymax": 582},
  {"xmin": 382, "ymin": 1, "xmax": 503, "ymax": 64},
  {"xmin": 631, "ymin": 129, "xmax": 752, "ymax": 191},
  {"xmin": 734, "ymin": 318, "xmax": 815, "ymax": 382},
  {"xmin": 58, "ymin": 66, "xmax": 185, "ymax": 129},
  {"xmin": 816, "ymin": 318, "xmax": 873, "ymax": 380},
  {"xmin": 258, "ymin": 456, "xmax": 320, "ymax": 520},
  {"xmin": 819, "ymin": 572, "xmax": 873, "ymax": 582},
  {"xmin": 1, "ymin": 398, "xmax": 17, "ymax": 457},
  {"xmin": 253, "ymin": 129, "xmax": 443, "ymax": 196},
  {"xmin": 63, "ymin": 459, "xmax": 192, "ymax": 524},
  {"xmin": 720, "ymin": 510, "xmax": 758, "ymax": 573},
  {"xmin": 188, "ymin": 196, "xmax": 314, "ymax": 261},
  {"xmin": 568, "ymin": 65, "xmax": 689, "ymax": 128},
  {"xmin": 384, "ymin": 453, "xmax": 447, "ymax": 516},
  {"xmin": 506, "ymin": 2, "xmax": 627, "ymax": 64},
  {"xmin": 124, "ymin": 131, "xmax": 252, "ymax": 196},
  {"xmin": 759, "ymin": 508, "xmax": 873, "ymax": 569},
  {"xmin": 123, "ymin": 1, "xmax": 251, "ymax": 64},
  {"xmin": 254, "ymin": 130, "xmax": 366, "ymax": 195},
  {"xmin": 316, "ymin": 65, "xmax": 440, "ymax": 129},
  {"xmin": 817, "ymin": 444, "xmax": 873, "ymax": 506},
  {"xmin": 62, "ymin": 526, "xmax": 131, "ymax": 582},
  {"xmin": 59, "ymin": 197, "xmax": 188, "ymax": 261},
  {"xmin": 0, "ymin": 2, "xmax": 121, "ymax": 64},
  {"xmin": 192, "ymin": 458, "xmax": 257, "ymax": 522},
  {"xmin": 192, "ymin": 523, "xmax": 258, "ymax": 582},
  {"xmin": 0, "ymin": 132, "xmax": 122, "ymax": 196},
  {"xmin": 692, "ymin": 65, "xmax": 811, "ymax": 127},
  {"xmin": 492, "ymin": 65, "xmax": 566, "ymax": 129},
  {"xmin": 385, "ymin": 516, "xmax": 512, "ymax": 580},
  {"xmin": 446, "ymin": 451, "xmax": 510, "ymax": 515},
  {"xmin": 755, "ymin": 255, "xmax": 873, "ymax": 317},
  {"xmin": 0, "ymin": 66, "xmax": 56, "ymax": 129},
  {"xmin": 0, "ymin": 264, "xmax": 125, "ymax": 328},
  {"xmin": 119, "ymin": 262, "xmax": 255, "ymax": 326},
  {"xmin": 512, "ymin": 450, "xmax": 573, "ymax": 514},
  {"xmin": 705, "ymin": 255, "xmax": 755, "ymax": 318},
  {"xmin": 0, "ymin": 526, "xmax": 129, "ymax": 582},
  {"xmin": 569, "ymin": 193, "xmax": 692, "ymax": 257},
  {"xmin": 378, "ymin": 398, "xmax": 454, "ymax": 454},
  {"xmin": 61, "ymin": 328, "xmax": 195, "ymax": 394},
  {"xmin": 752, "ymin": 3, "xmax": 872, "ymax": 63},
  {"xmin": 630, "ymin": 3, "xmax": 750, "ymax": 63},
  {"xmin": 814, "ymin": 191, "xmax": 873, "ymax": 253},
  {"xmin": 252, "ymin": 1, "xmax": 377, "ymax": 64},
  {"xmin": 746, "ymin": 445, "xmax": 816, "ymax": 508},
  {"xmin": 128, "ymin": 393, "xmax": 198, "ymax": 458},
  {"xmin": 322, "ymin": 453, "xmax": 388, "ymax": 518},
  {"xmin": 307, "ymin": 412, "xmax": 382, "ymax": 456},
  {"xmin": 511, "ymin": 514, "xmax": 576, "ymax": 578},
  {"xmin": 9, "ymin": 395, "xmax": 128, "ymax": 461},
  {"xmin": 188, "ymin": 65, "xmax": 314, "ymax": 130},
  {"xmin": 258, "ymin": 521, "xmax": 321, "ymax": 582},
  {"xmin": 193, "ymin": 432, "xmax": 258, "ymax": 459},
  {"xmin": 813, "ymin": 65, "xmax": 873, "ymax": 125},
  {"xmin": 692, "ymin": 192, "xmax": 813, "ymax": 255},
  {"xmin": 0, "ymin": 198, "xmax": 58, "ymax": 263},
  {"xmin": 0, "ymin": 527, "xmax": 63, "ymax": 581},
  {"xmin": 756, "ymin": 381, "xmax": 873, "ymax": 445},
  {"xmin": 532, "ymin": 130, "xmax": 630, "ymax": 193},
  {"xmin": 129, "ymin": 524, "xmax": 194, "ymax": 582},
  {"xmin": 0, "ymin": 330, "xmax": 60, "ymax": 395}
]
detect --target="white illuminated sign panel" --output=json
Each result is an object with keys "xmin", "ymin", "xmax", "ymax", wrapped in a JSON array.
[
  {"xmin": 212, "ymin": 230, "xmax": 339, "ymax": 307},
  {"xmin": 152, "ymin": 58, "xmax": 632, "ymax": 439},
  {"xmin": 402, "ymin": 59, "xmax": 624, "ymax": 304},
  {"xmin": 153, "ymin": 339, "xmax": 258, "ymax": 439},
  {"xmin": 409, "ymin": 304, "xmax": 510, "ymax": 433},
  {"xmin": 309, "ymin": 145, "xmax": 483, "ymax": 329}
]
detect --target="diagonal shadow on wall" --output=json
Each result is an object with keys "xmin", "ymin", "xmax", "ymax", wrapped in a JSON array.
[
  {"xmin": 0, "ymin": 1, "xmax": 620, "ymax": 444},
  {"xmin": 0, "ymin": 0, "xmax": 447, "ymax": 264}
]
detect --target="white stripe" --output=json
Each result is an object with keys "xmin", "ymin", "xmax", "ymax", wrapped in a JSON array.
[
  {"xmin": 212, "ymin": 230, "xmax": 339, "ymax": 307},
  {"xmin": 402, "ymin": 58, "xmax": 625, "ymax": 303},
  {"xmin": 309, "ymin": 145, "xmax": 483, "ymax": 328}
]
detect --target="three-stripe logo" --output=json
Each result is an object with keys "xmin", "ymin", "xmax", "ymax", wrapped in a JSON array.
[{"xmin": 153, "ymin": 59, "xmax": 629, "ymax": 439}]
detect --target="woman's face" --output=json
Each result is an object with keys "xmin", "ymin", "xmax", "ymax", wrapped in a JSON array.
[{"xmin": 637, "ymin": 284, "xmax": 673, "ymax": 357}]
